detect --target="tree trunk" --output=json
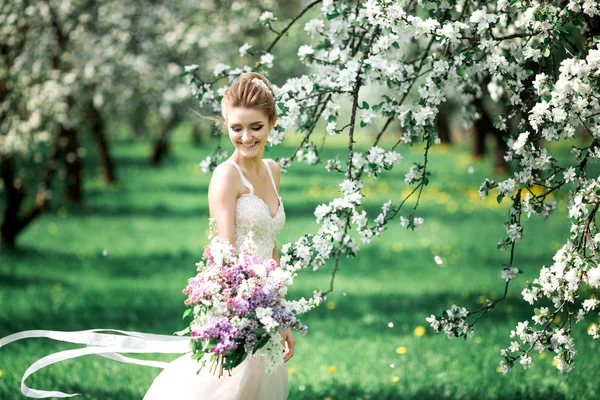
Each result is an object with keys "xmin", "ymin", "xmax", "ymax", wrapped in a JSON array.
[
  {"xmin": 0, "ymin": 156, "xmax": 25, "ymax": 248},
  {"xmin": 191, "ymin": 123, "xmax": 203, "ymax": 146},
  {"xmin": 150, "ymin": 116, "xmax": 179, "ymax": 165},
  {"xmin": 493, "ymin": 129, "xmax": 509, "ymax": 174},
  {"xmin": 472, "ymin": 97, "xmax": 487, "ymax": 159},
  {"xmin": 0, "ymin": 138, "xmax": 61, "ymax": 248},
  {"xmin": 472, "ymin": 95, "xmax": 508, "ymax": 171},
  {"xmin": 436, "ymin": 101, "xmax": 452, "ymax": 144},
  {"xmin": 62, "ymin": 126, "xmax": 83, "ymax": 203},
  {"xmin": 88, "ymin": 101, "xmax": 117, "ymax": 183}
]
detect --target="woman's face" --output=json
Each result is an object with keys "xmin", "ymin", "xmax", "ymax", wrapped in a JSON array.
[{"xmin": 226, "ymin": 107, "xmax": 273, "ymax": 159}]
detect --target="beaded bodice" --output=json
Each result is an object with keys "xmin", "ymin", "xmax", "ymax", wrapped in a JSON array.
[{"xmin": 228, "ymin": 159, "xmax": 285, "ymax": 261}]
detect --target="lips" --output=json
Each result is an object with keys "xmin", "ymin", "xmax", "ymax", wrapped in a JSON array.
[{"xmin": 241, "ymin": 142, "xmax": 258, "ymax": 148}]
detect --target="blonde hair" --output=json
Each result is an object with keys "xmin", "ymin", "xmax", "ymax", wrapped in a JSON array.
[{"xmin": 220, "ymin": 72, "xmax": 277, "ymax": 131}]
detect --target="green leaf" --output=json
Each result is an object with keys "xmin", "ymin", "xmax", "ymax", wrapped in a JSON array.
[
  {"xmin": 497, "ymin": 194, "xmax": 504, "ymax": 204},
  {"xmin": 372, "ymin": 103, "xmax": 383, "ymax": 112},
  {"xmin": 252, "ymin": 333, "xmax": 272, "ymax": 354},
  {"xmin": 594, "ymin": 36, "xmax": 600, "ymax": 43},
  {"xmin": 543, "ymin": 47, "xmax": 550, "ymax": 57},
  {"xmin": 360, "ymin": 121, "xmax": 367, "ymax": 128},
  {"xmin": 362, "ymin": 101, "xmax": 369, "ymax": 110},
  {"xmin": 392, "ymin": 42, "xmax": 400, "ymax": 49},
  {"xmin": 173, "ymin": 327, "xmax": 190, "ymax": 336},
  {"xmin": 182, "ymin": 308, "xmax": 193, "ymax": 320},
  {"xmin": 326, "ymin": 11, "xmax": 341, "ymax": 20}
]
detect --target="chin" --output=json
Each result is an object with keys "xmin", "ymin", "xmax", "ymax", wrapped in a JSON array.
[{"xmin": 237, "ymin": 142, "xmax": 264, "ymax": 157}]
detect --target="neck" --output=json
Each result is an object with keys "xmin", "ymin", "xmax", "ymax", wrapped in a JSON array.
[{"xmin": 231, "ymin": 150, "xmax": 264, "ymax": 176}]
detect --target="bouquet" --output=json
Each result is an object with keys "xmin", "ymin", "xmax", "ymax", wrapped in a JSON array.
[{"xmin": 179, "ymin": 224, "xmax": 320, "ymax": 377}]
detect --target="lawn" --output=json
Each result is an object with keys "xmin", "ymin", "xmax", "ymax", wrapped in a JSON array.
[{"xmin": 1, "ymin": 130, "xmax": 598, "ymax": 400}]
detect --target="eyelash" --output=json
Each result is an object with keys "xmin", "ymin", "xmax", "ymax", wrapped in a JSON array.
[{"xmin": 232, "ymin": 126, "xmax": 263, "ymax": 132}]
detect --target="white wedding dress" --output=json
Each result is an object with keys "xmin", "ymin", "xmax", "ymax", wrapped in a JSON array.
[{"xmin": 143, "ymin": 159, "xmax": 289, "ymax": 400}]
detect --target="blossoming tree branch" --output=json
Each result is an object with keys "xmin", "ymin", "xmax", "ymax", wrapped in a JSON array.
[{"xmin": 185, "ymin": 0, "xmax": 600, "ymax": 374}]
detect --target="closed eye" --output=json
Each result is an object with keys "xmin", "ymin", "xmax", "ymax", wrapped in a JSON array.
[{"xmin": 232, "ymin": 126, "xmax": 264, "ymax": 132}]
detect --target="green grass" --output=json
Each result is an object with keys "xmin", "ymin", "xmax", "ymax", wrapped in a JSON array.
[{"xmin": 1, "ymin": 131, "xmax": 598, "ymax": 400}]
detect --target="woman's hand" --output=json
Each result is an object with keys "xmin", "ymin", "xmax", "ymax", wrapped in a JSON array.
[{"xmin": 278, "ymin": 327, "xmax": 295, "ymax": 362}]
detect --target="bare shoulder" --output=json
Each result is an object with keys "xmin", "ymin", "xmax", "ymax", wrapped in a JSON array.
[
  {"xmin": 264, "ymin": 158, "xmax": 281, "ymax": 180},
  {"xmin": 209, "ymin": 162, "xmax": 239, "ymax": 198}
]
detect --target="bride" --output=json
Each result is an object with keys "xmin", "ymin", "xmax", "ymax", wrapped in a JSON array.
[
  {"xmin": 143, "ymin": 72, "xmax": 293, "ymax": 400},
  {"xmin": 0, "ymin": 72, "xmax": 293, "ymax": 399}
]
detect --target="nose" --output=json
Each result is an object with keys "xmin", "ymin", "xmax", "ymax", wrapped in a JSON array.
[{"xmin": 241, "ymin": 129, "xmax": 253, "ymax": 142}]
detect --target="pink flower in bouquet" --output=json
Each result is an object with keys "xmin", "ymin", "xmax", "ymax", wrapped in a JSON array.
[{"xmin": 182, "ymin": 277, "xmax": 219, "ymax": 306}]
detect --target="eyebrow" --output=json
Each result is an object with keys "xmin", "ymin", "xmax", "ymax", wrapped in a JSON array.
[{"xmin": 229, "ymin": 121, "xmax": 264, "ymax": 127}]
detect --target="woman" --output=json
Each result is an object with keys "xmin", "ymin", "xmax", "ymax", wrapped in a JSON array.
[
  {"xmin": 0, "ymin": 72, "xmax": 293, "ymax": 399},
  {"xmin": 143, "ymin": 72, "xmax": 293, "ymax": 400}
]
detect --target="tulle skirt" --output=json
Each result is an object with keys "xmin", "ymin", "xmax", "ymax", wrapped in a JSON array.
[{"xmin": 143, "ymin": 352, "xmax": 288, "ymax": 400}]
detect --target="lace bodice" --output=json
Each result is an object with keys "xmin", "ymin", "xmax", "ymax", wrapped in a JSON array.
[{"xmin": 228, "ymin": 159, "xmax": 285, "ymax": 261}]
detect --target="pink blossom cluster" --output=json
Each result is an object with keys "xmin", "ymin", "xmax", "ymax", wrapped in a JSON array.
[{"xmin": 181, "ymin": 238, "xmax": 311, "ymax": 372}]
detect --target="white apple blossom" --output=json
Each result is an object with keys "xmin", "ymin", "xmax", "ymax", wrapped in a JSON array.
[{"xmin": 178, "ymin": 0, "xmax": 600, "ymax": 378}]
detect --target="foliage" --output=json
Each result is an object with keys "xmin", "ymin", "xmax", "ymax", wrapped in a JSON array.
[{"xmin": 186, "ymin": 0, "xmax": 600, "ymax": 374}]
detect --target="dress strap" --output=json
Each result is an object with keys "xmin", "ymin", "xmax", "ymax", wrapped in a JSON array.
[
  {"xmin": 262, "ymin": 159, "xmax": 279, "ymax": 197},
  {"xmin": 228, "ymin": 160, "xmax": 254, "ymax": 195}
]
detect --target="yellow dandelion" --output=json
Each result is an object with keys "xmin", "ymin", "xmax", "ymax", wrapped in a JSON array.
[
  {"xmin": 539, "ymin": 353, "xmax": 547, "ymax": 359},
  {"xmin": 552, "ymin": 359, "xmax": 559, "ymax": 367},
  {"xmin": 474, "ymin": 337, "xmax": 482, "ymax": 344},
  {"xmin": 529, "ymin": 184, "xmax": 545, "ymax": 196},
  {"xmin": 477, "ymin": 295, "xmax": 487, "ymax": 304},
  {"xmin": 327, "ymin": 366, "xmax": 337, "ymax": 374},
  {"xmin": 396, "ymin": 346, "xmax": 407, "ymax": 355},
  {"xmin": 308, "ymin": 186, "xmax": 320, "ymax": 198},
  {"xmin": 496, "ymin": 366, "xmax": 502, "ymax": 373},
  {"xmin": 588, "ymin": 323, "xmax": 597, "ymax": 334},
  {"xmin": 0, "ymin": 368, "xmax": 3, "ymax": 377},
  {"xmin": 392, "ymin": 242, "xmax": 403, "ymax": 253},
  {"xmin": 414, "ymin": 326, "xmax": 425, "ymax": 337},
  {"xmin": 324, "ymin": 397, "xmax": 333, "ymax": 400},
  {"xmin": 553, "ymin": 315, "xmax": 561, "ymax": 323},
  {"xmin": 326, "ymin": 301, "xmax": 336, "ymax": 310},
  {"xmin": 288, "ymin": 368, "xmax": 296, "ymax": 375},
  {"xmin": 391, "ymin": 376, "xmax": 400, "ymax": 383}
]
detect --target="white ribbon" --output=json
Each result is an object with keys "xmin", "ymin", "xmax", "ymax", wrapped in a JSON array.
[{"xmin": 0, "ymin": 329, "xmax": 193, "ymax": 399}]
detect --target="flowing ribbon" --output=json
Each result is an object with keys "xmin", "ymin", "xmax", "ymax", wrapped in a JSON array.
[{"xmin": 0, "ymin": 328, "xmax": 193, "ymax": 398}]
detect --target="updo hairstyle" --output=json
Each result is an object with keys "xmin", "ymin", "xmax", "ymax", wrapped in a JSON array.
[{"xmin": 220, "ymin": 72, "xmax": 277, "ymax": 132}]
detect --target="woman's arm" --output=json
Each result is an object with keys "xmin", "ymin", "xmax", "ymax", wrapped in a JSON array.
[{"xmin": 207, "ymin": 163, "xmax": 238, "ymax": 245}]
